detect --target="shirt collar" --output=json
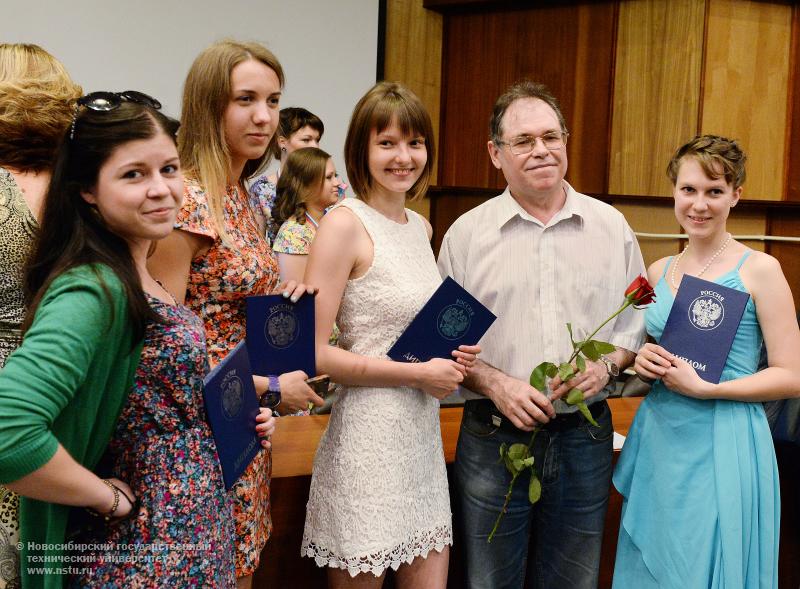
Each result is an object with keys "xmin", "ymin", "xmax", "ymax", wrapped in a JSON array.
[{"xmin": 494, "ymin": 181, "xmax": 585, "ymax": 230}]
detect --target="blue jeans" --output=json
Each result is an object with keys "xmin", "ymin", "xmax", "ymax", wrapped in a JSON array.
[{"xmin": 455, "ymin": 400, "xmax": 614, "ymax": 589}]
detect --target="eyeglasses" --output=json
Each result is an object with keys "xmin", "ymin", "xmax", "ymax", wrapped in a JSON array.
[
  {"xmin": 70, "ymin": 90, "xmax": 162, "ymax": 139},
  {"xmin": 496, "ymin": 131, "xmax": 569, "ymax": 155}
]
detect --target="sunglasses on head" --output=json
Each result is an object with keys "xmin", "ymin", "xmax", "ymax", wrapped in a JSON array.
[
  {"xmin": 78, "ymin": 90, "xmax": 161, "ymax": 111},
  {"xmin": 70, "ymin": 90, "xmax": 162, "ymax": 139}
]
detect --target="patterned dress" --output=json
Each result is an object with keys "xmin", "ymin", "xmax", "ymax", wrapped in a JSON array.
[
  {"xmin": 72, "ymin": 297, "xmax": 235, "ymax": 587},
  {"xmin": 0, "ymin": 168, "xmax": 36, "ymax": 589},
  {"xmin": 272, "ymin": 215, "xmax": 315, "ymax": 255},
  {"xmin": 248, "ymin": 174, "xmax": 277, "ymax": 241},
  {"xmin": 176, "ymin": 180, "xmax": 279, "ymax": 576}
]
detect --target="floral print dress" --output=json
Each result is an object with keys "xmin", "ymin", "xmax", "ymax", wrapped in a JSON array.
[
  {"xmin": 73, "ymin": 298, "xmax": 235, "ymax": 587},
  {"xmin": 176, "ymin": 180, "xmax": 279, "ymax": 576},
  {"xmin": 248, "ymin": 174, "xmax": 277, "ymax": 241},
  {"xmin": 272, "ymin": 215, "xmax": 315, "ymax": 255}
]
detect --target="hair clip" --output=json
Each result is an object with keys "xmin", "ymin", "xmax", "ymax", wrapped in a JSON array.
[{"xmin": 69, "ymin": 104, "xmax": 80, "ymax": 141}]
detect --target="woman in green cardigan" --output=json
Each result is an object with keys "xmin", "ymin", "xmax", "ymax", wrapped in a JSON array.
[{"xmin": 0, "ymin": 95, "xmax": 277, "ymax": 588}]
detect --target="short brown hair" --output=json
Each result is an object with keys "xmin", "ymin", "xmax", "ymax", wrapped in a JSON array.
[
  {"xmin": 0, "ymin": 43, "xmax": 82, "ymax": 172},
  {"xmin": 274, "ymin": 107, "xmax": 324, "ymax": 159},
  {"xmin": 344, "ymin": 81, "xmax": 434, "ymax": 202},
  {"xmin": 272, "ymin": 146, "xmax": 331, "ymax": 231},
  {"xmin": 489, "ymin": 79, "xmax": 567, "ymax": 144},
  {"xmin": 667, "ymin": 135, "xmax": 747, "ymax": 189}
]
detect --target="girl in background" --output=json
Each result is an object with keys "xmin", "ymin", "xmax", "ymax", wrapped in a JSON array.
[
  {"xmin": 148, "ymin": 40, "xmax": 319, "ymax": 589},
  {"xmin": 249, "ymin": 107, "xmax": 329, "ymax": 238},
  {"xmin": 0, "ymin": 42, "xmax": 81, "ymax": 589},
  {"xmin": 271, "ymin": 146, "xmax": 341, "ymax": 283}
]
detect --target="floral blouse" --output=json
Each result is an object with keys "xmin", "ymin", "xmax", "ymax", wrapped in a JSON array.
[
  {"xmin": 175, "ymin": 180, "xmax": 279, "ymax": 367},
  {"xmin": 249, "ymin": 174, "xmax": 277, "ymax": 241},
  {"xmin": 249, "ymin": 174, "xmax": 277, "ymax": 220},
  {"xmin": 272, "ymin": 215, "xmax": 315, "ymax": 255}
]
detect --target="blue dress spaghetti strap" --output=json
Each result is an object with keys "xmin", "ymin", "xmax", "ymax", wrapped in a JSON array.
[{"xmin": 612, "ymin": 251, "xmax": 779, "ymax": 589}]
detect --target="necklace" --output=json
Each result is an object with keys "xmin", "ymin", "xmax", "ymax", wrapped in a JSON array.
[
  {"xmin": 670, "ymin": 233, "xmax": 732, "ymax": 289},
  {"xmin": 305, "ymin": 211, "xmax": 320, "ymax": 228}
]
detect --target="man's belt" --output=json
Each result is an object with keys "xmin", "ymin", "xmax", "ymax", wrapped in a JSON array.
[{"xmin": 465, "ymin": 398, "xmax": 606, "ymax": 433}]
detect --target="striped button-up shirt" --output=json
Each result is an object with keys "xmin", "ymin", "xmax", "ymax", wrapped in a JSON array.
[{"xmin": 437, "ymin": 182, "xmax": 647, "ymax": 411}]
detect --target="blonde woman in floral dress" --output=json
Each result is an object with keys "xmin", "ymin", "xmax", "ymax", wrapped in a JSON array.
[{"xmin": 148, "ymin": 40, "xmax": 322, "ymax": 589}]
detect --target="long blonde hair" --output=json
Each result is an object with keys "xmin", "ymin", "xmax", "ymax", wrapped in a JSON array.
[
  {"xmin": 0, "ymin": 43, "xmax": 82, "ymax": 172},
  {"xmin": 179, "ymin": 40, "xmax": 284, "ymax": 243}
]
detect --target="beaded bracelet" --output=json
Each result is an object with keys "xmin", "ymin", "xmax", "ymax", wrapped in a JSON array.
[{"xmin": 86, "ymin": 479, "xmax": 119, "ymax": 522}]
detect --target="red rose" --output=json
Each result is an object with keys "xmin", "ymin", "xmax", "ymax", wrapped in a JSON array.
[{"xmin": 625, "ymin": 275, "xmax": 655, "ymax": 306}]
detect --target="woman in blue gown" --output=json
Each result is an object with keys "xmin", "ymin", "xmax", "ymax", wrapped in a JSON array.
[{"xmin": 612, "ymin": 135, "xmax": 800, "ymax": 589}]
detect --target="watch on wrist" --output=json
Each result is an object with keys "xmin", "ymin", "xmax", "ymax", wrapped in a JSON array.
[
  {"xmin": 259, "ymin": 375, "xmax": 281, "ymax": 409},
  {"xmin": 601, "ymin": 355, "xmax": 620, "ymax": 379}
]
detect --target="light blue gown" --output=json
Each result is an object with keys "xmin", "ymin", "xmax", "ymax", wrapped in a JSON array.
[{"xmin": 612, "ymin": 252, "xmax": 779, "ymax": 589}]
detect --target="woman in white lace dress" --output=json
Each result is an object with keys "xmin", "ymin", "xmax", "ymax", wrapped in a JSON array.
[{"xmin": 301, "ymin": 82, "xmax": 480, "ymax": 588}]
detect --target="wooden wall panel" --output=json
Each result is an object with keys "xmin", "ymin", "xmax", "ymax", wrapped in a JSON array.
[
  {"xmin": 767, "ymin": 210, "xmax": 800, "ymax": 311},
  {"xmin": 786, "ymin": 4, "xmax": 800, "ymax": 202},
  {"xmin": 608, "ymin": 0, "xmax": 704, "ymax": 197},
  {"xmin": 613, "ymin": 203, "xmax": 682, "ymax": 266},
  {"xmin": 728, "ymin": 211, "xmax": 768, "ymax": 252},
  {"xmin": 701, "ymin": 0, "xmax": 792, "ymax": 201},
  {"xmin": 384, "ymin": 0, "xmax": 443, "ymax": 218},
  {"xmin": 438, "ymin": 3, "xmax": 617, "ymax": 192}
]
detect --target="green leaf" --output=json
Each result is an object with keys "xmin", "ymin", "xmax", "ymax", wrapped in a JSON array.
[
  {"xmin": 498, "ymin": 443, "xmax": 507, "ymax": 460},
  {"xmin": 558, "ymin": 362, "xmax": 575, "ymax": 382},
  {"xmin": 545, "ymin": 364, "xmax": 558, "ymax": 378},
  {"xmin": 590, "ymin": 340, "xmax": 616, "ymax": 354},
  {"xmin": 530, "ymin": 362, "xmax": 556, "ymax": 392},
  {"xmin": 507, "ymin": 443, "xmax": 528, "ymax": 461},
  {"xmin": 503, "ymin": 453, "xmax": 515, "ymax": 474},
  {"xmin": 566, "ymin": 323, "xmax": 576, "ymax": 347},
  {"xmin": 528, "ymin": 475, "xmax": 542, "ymax": 504},
  {"xmin": 576, "ymin": 355, "xmax": 586, "ymax": 373},
  {"xmin": 581, "ymin": 341, "xmax": 601, "ymax": 361},
  {"xmin": 565, "ymin": 388, "xmax": 584, "ymax": 405},
  {"xmin": 521, "ymin": 456, "xmax": 535, "ymax": 468},
  {"xmin": 576, "ymin": 401, "xmax": 599, "ymax": 427}
]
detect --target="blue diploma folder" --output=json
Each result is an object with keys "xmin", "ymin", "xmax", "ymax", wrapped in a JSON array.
[
  {"xmin": 659, "ymin": 274, "xmax": 750, "ymax": 383},
  {"xmin": 246, "ymin": 294, "xmax": 316, "ymax": 377},
  {"xmin": 203, "ymin": 341, "xmax": 261, "ymax": 490},
  {"xmin": 388, "ymin": 276, "xmax": 497, "ymax": 363}
]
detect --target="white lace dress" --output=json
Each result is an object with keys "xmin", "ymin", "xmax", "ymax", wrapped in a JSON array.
[{"xmin": 301, "ymin": 198, "xmax": 453, "ymax": 577}]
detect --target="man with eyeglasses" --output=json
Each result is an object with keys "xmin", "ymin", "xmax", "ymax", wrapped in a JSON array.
[{"xmin": 438, "ymin": 80, "xmax": 646, "ymax": 589}]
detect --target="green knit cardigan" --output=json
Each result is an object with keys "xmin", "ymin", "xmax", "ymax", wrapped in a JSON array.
[{"xmin": 0, "ymin": 264, "xmax": 144, "ymax": 589}]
